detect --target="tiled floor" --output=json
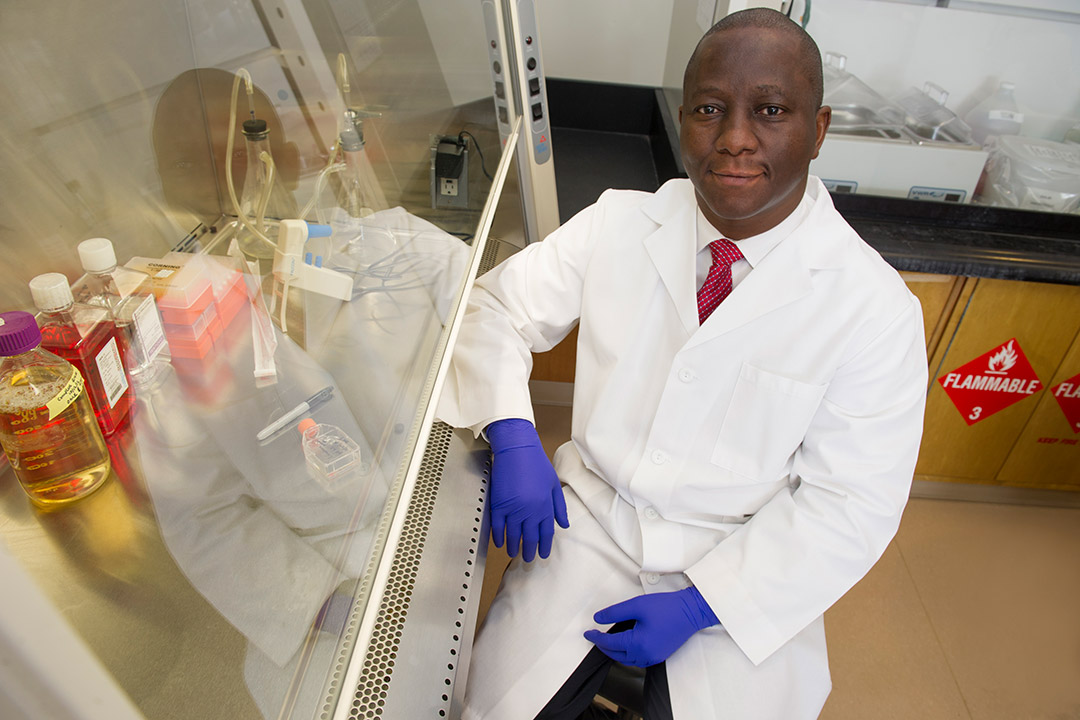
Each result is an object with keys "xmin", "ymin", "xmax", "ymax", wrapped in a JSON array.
[{"xmin": 482, "ymin": 403, "xmax": 1080, "ymax": 720}]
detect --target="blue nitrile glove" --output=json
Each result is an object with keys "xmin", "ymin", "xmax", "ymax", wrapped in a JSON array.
[
  {"xmin": 583, "ymin": 586, "xmax": 720, "ymax": 667},
  {"xmin": 315, "ymin": 590, "xmax": 354, "ymax": 636},
  {"xmin": 485, "ymin": 418, "xmax": 570, "ymax": 561}
]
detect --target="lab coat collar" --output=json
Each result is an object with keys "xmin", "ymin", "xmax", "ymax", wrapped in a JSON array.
[
  {"xmin": 641, "ymin": 176, "xmax": 852, "ymax": 343},
  {"xmin": 790, "ymin": 176, "xmax": 853, "ymax": 271},
  {"xmin": 642, "ymin": 181, "xmax": 700, "ymax": 335}
]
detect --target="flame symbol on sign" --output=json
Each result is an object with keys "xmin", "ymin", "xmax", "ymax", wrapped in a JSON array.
[{"xmin": 987, "ymin": 340, "xmax": 1017, "ymax": 374}]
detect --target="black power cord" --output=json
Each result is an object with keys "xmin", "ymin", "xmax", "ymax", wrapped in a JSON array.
[{"xmin": 457, "ymin": 131, "xmax": 493, "ymax": 181}]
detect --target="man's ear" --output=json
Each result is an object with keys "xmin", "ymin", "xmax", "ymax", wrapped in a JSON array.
[{"xmin": 811, "ymin": 105, "xmax": 831, "ymax": 160}]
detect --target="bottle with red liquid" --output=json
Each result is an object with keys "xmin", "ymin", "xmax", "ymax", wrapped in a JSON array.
[
  {"xmin": 0, "ymin": 311, "xmax": 111, "ymax": 505},
  {"xmin": 29, "ymin": 273, "xmax": 133, "ymax": 437},
  {"xmin": 72, "ymin": 237, "xmax": 168, "ymax": 383}
]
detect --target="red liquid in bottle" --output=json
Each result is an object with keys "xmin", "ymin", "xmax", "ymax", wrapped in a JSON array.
[{"xmin": 38, "ymin": 312, "xmax": 133, "ymax": 437}]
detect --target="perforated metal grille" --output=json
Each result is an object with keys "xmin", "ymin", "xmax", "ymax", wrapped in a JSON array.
[
  {"xmin": 319, "ymin": 538, "xmax": 384, "ymax": 719},
  {"xmin": 478, "ymin": 236, "xmax": 501, "ymax": 277},
  {"xmin": 334, "ymin": 228, "xmax": 499, "ymax": 719},
  {"xmin": 344, "ymin": 421, "xmax": 487, "ymax": 719}
]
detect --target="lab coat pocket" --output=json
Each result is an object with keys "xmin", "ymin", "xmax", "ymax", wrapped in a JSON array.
[{"xmin": 711, "ymin": 363, "xmax": 827, "ymax": 481}]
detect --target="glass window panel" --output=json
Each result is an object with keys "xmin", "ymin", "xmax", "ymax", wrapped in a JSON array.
[{"xmin": 0, "ymin": 1, "xmax": 508, "ymax": 718}]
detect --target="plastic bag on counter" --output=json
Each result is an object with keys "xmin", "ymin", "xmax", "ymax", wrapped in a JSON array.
[{"xmin": 975, "ymin": 136, "xmax": 1080, "ymax": 213}]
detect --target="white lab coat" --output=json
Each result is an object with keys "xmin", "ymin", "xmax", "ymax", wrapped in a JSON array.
[{"xmin": 438, "ymin": 177, "xmax": 928, "ymax": 720}]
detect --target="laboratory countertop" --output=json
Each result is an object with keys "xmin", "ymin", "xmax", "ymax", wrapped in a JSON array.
[
  {"xmin": 543, "ymin": 77, "xmax": 1080, "ymax": 289},
  {"xmin": 0, "ymin": 206, "xmax": 490, "ymax": 720},
  {"xmin": 831, "ymin": 194, "xmax": 1080, "ymax": 286}
]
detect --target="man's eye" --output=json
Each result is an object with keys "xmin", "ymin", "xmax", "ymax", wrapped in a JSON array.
[
  {"xmin": 696, "ymin": 105, "xmax": 721, "ymax": 115},
  {"xmin": 759, "ymin": 105, "xmax": 785, "ymax": 117}
]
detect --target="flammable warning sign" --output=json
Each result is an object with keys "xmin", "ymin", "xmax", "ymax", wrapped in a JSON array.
[
  {"xmin": 1051, "ymin": 372, "xmax": 1080, "ymax": 435},
  {"xmin": 938, "ymin": 338, "xmax": 1042, "ymax": 425}
]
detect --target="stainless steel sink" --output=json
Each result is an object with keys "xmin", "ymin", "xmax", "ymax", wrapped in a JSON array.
[
  {"xmin": 904, "ymin": 121, "xmax": 974, "ymax": 145},
  {"xmin": 827, "ymin": 104, "xmax": 909, "ymax": 141}
]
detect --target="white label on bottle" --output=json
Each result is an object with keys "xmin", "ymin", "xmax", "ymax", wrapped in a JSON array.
[
  {"xmin": 95, "ymin": 337, "xmax": 129, "ymax": 409},
  {"xmin": 988, "ymin": 110, "xmax": 1023, "ymax": 123},
  {"xmin": 131, "ymin": 294, "xmax": 167, "ymax": 362}
]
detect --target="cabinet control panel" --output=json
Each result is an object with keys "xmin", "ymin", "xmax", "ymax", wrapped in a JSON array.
[
  {"xmin": 480, "ymin": 0, "xmax": 559, "ymax": 243},
  {"xmin": 515, "ymin": 0, "xmax": 551, "ymax": 166},
  {"xmin": 482, "ymin": 0, "xmax": 513, "ymax": 144}
]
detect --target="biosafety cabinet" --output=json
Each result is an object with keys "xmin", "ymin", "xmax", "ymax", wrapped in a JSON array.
[{"xmin": 0, "ymin": 1, "xmax": 528, "ymax": 718}]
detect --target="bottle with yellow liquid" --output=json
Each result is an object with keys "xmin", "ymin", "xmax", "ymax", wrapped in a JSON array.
[{"xmin": 0, "ymin": 311, "xmax": 110, "ymax": 506}]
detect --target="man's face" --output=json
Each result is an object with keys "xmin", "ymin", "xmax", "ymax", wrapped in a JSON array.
[{"xmin": 679, "ymin": 27, "xmax": 830, "ymax": 239}]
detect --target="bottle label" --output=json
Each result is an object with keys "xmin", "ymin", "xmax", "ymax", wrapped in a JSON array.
[
  {"xmin": 46, "ymin": 366, "xmax": 85, "ymax": 420},
  {"xmin": 131, "ymin": 294, "xmax": 167, "ymax": 362},
  {"xmin": 988, "ymin": 110, "xmax": 1023, "ymax": 123},
  {"xmin": 95, "ymin": 336, "xmax": 129, "ymax": 409}
]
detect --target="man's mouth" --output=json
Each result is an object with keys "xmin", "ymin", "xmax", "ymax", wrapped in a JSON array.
[{"xmin": 710, "ymin": 170, "xmax": 764, "ymax": 185}]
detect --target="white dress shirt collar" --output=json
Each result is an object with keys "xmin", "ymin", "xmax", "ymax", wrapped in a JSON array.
[{"xmin": 695, "ymin": 191, "xmax": 813, "ymax": 268}]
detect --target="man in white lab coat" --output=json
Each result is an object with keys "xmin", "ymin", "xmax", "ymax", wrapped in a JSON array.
[{"xmin": 438, "ymin": 8, "xmax": 927, "ymax": 720}]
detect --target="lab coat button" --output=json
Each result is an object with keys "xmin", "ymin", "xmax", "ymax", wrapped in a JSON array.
[
  {"xmin": 678, "ymin": 368, "xmax": 695, "ymax": 383},
  {"xmin": 645, "ymin": 572, "xmax": 661, "ymax": 585},
  {"xmin": 650, "ymin": 450, "xmax": 667, "ymax": 465},
  {"xmin": 643, "ymin": 507, "xmax": 659, "ymax": 520}
]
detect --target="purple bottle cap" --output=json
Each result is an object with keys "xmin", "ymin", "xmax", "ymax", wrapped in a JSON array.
[{"xmin": 0, "ymin": 311, "xmax": 43, "ymax": 357}]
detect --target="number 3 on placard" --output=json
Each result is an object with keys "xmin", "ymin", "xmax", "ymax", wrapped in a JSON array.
[{"xmin": 969, "ymin": 406, "xmax": 983, "ymax": 421}]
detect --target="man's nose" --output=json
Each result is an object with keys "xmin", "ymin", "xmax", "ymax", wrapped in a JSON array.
[{"xmin": 714, "ymin": 114, "xmax": 757, "ymax": 155}]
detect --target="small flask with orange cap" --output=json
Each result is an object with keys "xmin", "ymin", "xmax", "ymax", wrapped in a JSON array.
[{"xmin": 297, "ymin": 417, "xmax": 361, "ymax": 489}]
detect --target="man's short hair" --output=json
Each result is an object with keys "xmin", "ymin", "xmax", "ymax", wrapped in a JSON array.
[{"xmin": 684, "ymin": 7, "xmax": 824, "ymax": 109}]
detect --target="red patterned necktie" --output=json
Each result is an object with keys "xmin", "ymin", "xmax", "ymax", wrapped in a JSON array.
[{"xmin": 697, "ymin": 238, "xmax": 744, "ymax": 324}]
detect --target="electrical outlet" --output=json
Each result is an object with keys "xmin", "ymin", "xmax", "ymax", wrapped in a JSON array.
[{"xmin": 431, "ymin": 136, "xmax": 469, "ymax": 209}]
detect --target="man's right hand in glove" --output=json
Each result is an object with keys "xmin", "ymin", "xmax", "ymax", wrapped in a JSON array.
[{"xmin": 485, "ymin": 418, "xmax": 570, "ymax": 561}]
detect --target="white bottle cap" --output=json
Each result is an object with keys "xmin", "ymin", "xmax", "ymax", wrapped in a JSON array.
[
  {"xmin": 78, "ymin": 237, "xmax": 118, "ymax": 272},
  {"xmin": 29, "ymin": 273, "xmax": 75, "ymax": 311}
]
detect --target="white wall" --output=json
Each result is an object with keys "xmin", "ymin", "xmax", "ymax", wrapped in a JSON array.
[
  {"xmin": 533, "ymin": 0, "xmax": 1080, "ymax": 142},
  {"xmin": 536, "ymin": 0, "xmax": 675, "ymax": 87}
]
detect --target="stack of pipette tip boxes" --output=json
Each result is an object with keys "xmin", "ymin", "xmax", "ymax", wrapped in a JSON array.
[{"xmin": 124, "ymin": 253, "xmax": 250, "ymax": 403}]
